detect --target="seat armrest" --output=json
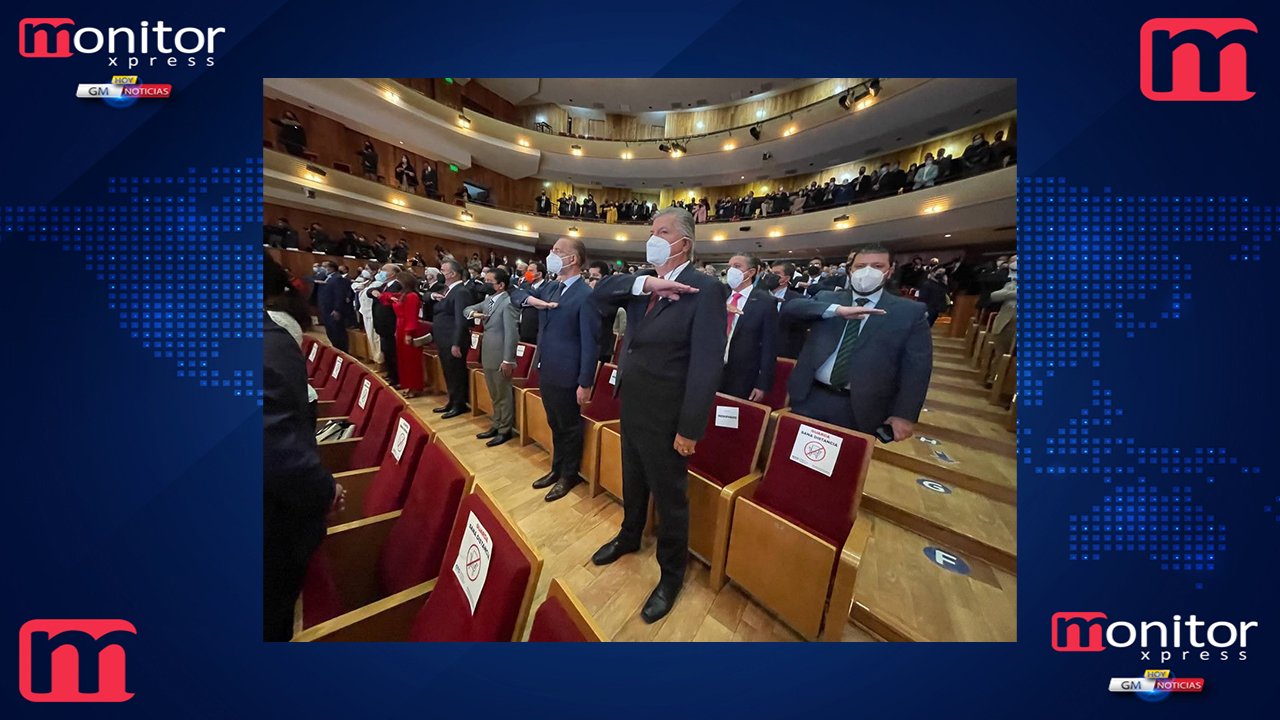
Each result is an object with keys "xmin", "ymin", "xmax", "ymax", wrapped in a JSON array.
[
  {"xmin": 292, "ymin": 578, "xmax": 435, "ymax": 642},
  {"xmin": 822, "ymin": 516, "xmax": 873, "ymax": 642},
  {"xmin": 317, "ymin": 437, "xmax": 360, "ymax": 474},
  {"xmin": 327, "ymin": 467, "xmax": 380, "ymax": 526},
  {"xmin": 321, "ymin": 510, "xmax": 401, "ymax": 610}
]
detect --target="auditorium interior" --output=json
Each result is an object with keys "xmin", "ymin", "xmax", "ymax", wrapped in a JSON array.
[{"xmin": 263, "ymin": 77, "xmax": 1018, "ymax": 642}]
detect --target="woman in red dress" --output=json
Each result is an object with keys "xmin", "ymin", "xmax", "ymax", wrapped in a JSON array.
[{"xmin": 381, "ymin": 271, "xmax": 426, "ymax": 397}]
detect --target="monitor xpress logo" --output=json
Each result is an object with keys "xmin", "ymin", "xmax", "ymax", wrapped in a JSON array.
[
  {"xmin": 1052, "ymin": 612, "xmax": 1257, "ymax": 661},
  {"xmin": 1140, "ymin": 18, "xmax": 1257, "ymax": 101},
  {"xmin": 19, "ymin": 18, "xmax": 223, "ymax": 67},
  {"xmin": 18, "ymin": 620, "xmax": 137, "ymax": 702}
]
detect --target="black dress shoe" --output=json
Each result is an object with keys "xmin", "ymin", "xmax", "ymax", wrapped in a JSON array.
[
  {"xmin": 641, "ymin": 580, "xmax": 682, "ymax": 623},
  {"xmin": 441, "ymin": 405, "xmax": 468, "ymax": 419},
  {"xmin": 591, "ymin": 536, "xmax": 640, "ymax": 566},
  {"xmin": 486, "ymin": 431, "xmax": 513, "ymax": 447},
  {"xmin": 476, "ymin": 428, "xmax": 499, "ymax": 439},
  {"xmin": 544, "ymin": 475, "xmax": 581, "ymax": 502},
  {"xmin": 432, "ymin": 404, "xmax": 452, "ymax": 414},
  {"xmin": 531, "ymin": 471, "xmax": 557, "ymax": 489}
]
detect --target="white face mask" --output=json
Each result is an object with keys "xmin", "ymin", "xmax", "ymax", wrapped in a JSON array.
[
  {"xmin": 850, "ymin": 266, "xmax": 885, "ymax": 294},
  {"xmin": 646, "ymin": 235, "xmax": 686, "ymax": 266},
  {"xmin": 725, "ymin": 266, "xmax": 746, "ymax": 289},
  {"xmin": 1008, "ymin": 261, "xmax": 1017, "ymax": 272},
  {"xmin": 545, "ymin": 251, "xmax": 564, "ymax": 275}
]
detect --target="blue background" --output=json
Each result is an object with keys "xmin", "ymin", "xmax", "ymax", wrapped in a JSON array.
[{"xmin": 3, "ymin": 0, "xmax": 1276, "ymax": 715}]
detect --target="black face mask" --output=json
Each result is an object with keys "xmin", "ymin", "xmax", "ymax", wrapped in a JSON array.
[
  {"xmin": 482, "ymin": 283, "xmax": 497, "ymax": 296},
  {"xmin": 807, "ymin": 266, "xmax": 822, "ymax": 277}
]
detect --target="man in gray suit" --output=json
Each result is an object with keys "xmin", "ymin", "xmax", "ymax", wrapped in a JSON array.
[
  {"xmin": 781, "ymin": 244, "xmax": 933, "ymax": 440},
  {"xmin": 986, "ymin": 254, "xmax": 1017, "ymax": 383},
  {"xmin": 464, "ymin": 267, "xmax": 521, "ymax": 446}
]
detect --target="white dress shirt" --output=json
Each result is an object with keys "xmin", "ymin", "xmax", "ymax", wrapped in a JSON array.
[
  {"xmin": 815, "ymin": 287, "xmax": 884, "ymax": 387},
  {"xmin": 724, "ymin": 283, "xmax": 750, "ymax": 363}
]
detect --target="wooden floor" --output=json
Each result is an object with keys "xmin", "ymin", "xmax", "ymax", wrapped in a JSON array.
[{"xmin": 402, "ymin": 390, "xmax": 877, "ymax": 642}]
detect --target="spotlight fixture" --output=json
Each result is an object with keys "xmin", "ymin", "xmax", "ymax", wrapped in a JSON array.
[
  {"xmin": 670, "ymin": 150, "xmax": 684, "ymax": 158},
  {"xmin": 567, "ymin": 227, "xmax": 580, "ymax": 237},
  {"xmin": 671, "ymin": 141, "xmax": 687, "ymax": 154},
  {"xmin": 457, "ymin": 113, "xmax": 471, "ymax": 128},
  {"xmin": 658, "ymin": 143, "xmax": 672, "ymax": 154},
  {"xmin": 833, "ymin": 214, "xmax": 850, "ymax": 223},
  {"xmin": 621, "ymin": 151, "xmax": 633, "ymax": 160},
  {"xmin": 614, "ymin": 233, "xmax": 627, "ymax": 242},
  {"xmin": 517, "ymin": 138, "xmax": 531, "ymax": 147},
  {"xmin": 852, "ymin": 86, "xmax": 871, "ymax": 103},
  {"xmin": 712, "ymin": 233, "xmax": 726, "ymax": 241},
  {"xmin": 868, "ymin": 78, "xmax": 881, "ymax": 97},
  {"xmin": 570, "ymin": 144, "xmax": 583, "ymax": 156},
  {"xmin": 460, "ymin": 210, "xmax": 473, "ymax": 221},
  {"xmin": 304, "ymin": 164, "xmax": 327, "ymax": 177},
  {"xmin": 516, "ymin": 224, "xmax": 529, "ymax": 231},
  {"xmin": 782, "ymin": 126, "xmax": 797, "ymax": 137},
  {"xmin": 392, "ymin": 198, "xmax": 407, "ymax": 207},
  {"xmin": 768, "ymin": 230, "xmax": 782, "ymax": 238},
  {"xmin": 749, "ymin": 125, "xmax": 762, "ymax": 141},
  {"xmin": 838, "ymin": 93, "xmax": 853, "ymax": 110},
  {"xmin": 722, "ymin": 141, "xmax": 736, "ymax": 151}
]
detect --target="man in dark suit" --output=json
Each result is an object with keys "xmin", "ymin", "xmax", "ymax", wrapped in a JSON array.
[
  {"xmin": 318, "ymin": 261, "xmax": 351, "ymax": 351},
  {"xmin": 509, "ymin": 239, "xmax": 602, "ymax": 501},
  {"xmin": 781, "ymin": 244, "xmax": 932, "ymax": 439},
  {"xmin": 721, "ymin": 253, "xmax": 777, "ymax": 402},
  {"xmin": 368, "ymin": 263, "xmax": 401, "ymax": 386},
  {"xmin": 590, "ymin": 207, "xmax": 728, "ymax": 623},
  {"xmin": 766, "ymin": 261, "xmax": 806, "ymax": 359},
  {"xmin": 535, "ymin": 191, "xmax": 552, "ymax": 216},
  {"xmin": 431, "ymin": 258, "xmax": 472, "ymax": 418},
  {"xmin": 517, "ymin": 261, "xmax": 547, "ymax": 343}
]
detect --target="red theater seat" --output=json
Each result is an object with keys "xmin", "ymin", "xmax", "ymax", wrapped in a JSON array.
[
  {"xmin": 299, "ymin": 437, "xmax": 474, "ymax": 629},
  {"xmin": 293, "ymin": 485, "xmax": 541, "ymax": 642},
  {"xmin": 322, "ymin": 414, "xmax": 433, "ymax": 526},
  {"xmin": 526, "ymin": 578, "xmax": 605, "ymax": 642},
  {"xmin": 722, "ymin": 412, "xmax": 875, "ymax": 640},
  {"xmin": 317, "ymin": 368, "xmax": 368, "ymax": 419},
  {"xmin": 316, "ymin": 386, "xmax": 406, "ymax": 475},
  {"xmin": 685, "ymin": 394, "xmax": 770, "ymax": 589},
  {"xmin": 316, "ymin": 354, "xmax": 354, "ymax": 401},
  {"xmin": 759, "ymin": 358, "xmax": 796, "ymax": 411}
]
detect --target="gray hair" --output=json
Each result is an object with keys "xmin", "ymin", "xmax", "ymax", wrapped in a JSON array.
[
  {"xmin": 441, "ymin": 258, "xmax": 464, "ymax": 279},
  {"xmin": 653, "ymin": 206, "xmax": 696, "ymax": 243}
]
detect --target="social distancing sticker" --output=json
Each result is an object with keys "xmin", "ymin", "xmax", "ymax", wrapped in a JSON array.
[
  {"xmin": 789, "ymin": 423, "xmax": 842, "ymax": 477},
  {"xmin": 715, "ymin": 406, "xmax": 739, "ymax": 429},
  {"xmin": 308, "ymin": 344, "xmax": 318, "ymax": 361},
  {"xmin": 451, "ymin": 511, "xmax": 493, "ymax": 615},
  {"xmin": 357, "ymin": 379, "xmax": 371, "ymax": 409},
  {"xmin": 390, "ymin": 417, "xmax": 411, "ymax": 462},
  {"xmin": 609, "ymin": 369, "xmax": 618, "ymax": 385},
  {"xmin": 331, "ymin": 356, "xmax": 343, "ymax": 379},
  {"xmin": 516, "ymin": 345, "xmax": 526, "ymax": 357},
  {"xmin": 471, "ymin": 334, "xmax": 480, "ymax": 349}
]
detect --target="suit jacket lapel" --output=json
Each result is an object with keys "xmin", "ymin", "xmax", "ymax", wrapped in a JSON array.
[{"xmin": 649, "ymin": 264, "xmax": 698, "ymax": 323}]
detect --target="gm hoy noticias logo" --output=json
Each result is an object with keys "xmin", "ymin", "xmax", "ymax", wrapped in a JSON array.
[
  {"xmin": 18, "ymin": 18, "xmax": 224, "ymax": 68},
  {"xmin": 1052, "ymin": 612, "xmax": 1258, "ymax": 661},
  {"xmin": 1140, "ymin": 18, "xmax": 1257, "ymax": 100},
  {"xmin": 18, "ymin": 620, "xmax": 137, "ymax": 702}
]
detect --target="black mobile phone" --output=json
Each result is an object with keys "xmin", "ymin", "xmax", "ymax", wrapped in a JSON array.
[{"xmin": 874, "ymin": 424, "xmax": 894, "ymax": 443}]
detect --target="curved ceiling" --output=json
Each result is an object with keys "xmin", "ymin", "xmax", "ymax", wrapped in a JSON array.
[{"xmin": 470, "ymin": 78, "xmax": 814, "ymax": 113}]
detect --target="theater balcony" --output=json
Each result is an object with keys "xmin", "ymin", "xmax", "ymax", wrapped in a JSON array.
[
  {"xmin": 263, "ymin": 148, "xmax": 1015, "ymax": 260},
  {"xmin": 263, "ymin": 77, "xmax": 1016, "ymax": 189}
]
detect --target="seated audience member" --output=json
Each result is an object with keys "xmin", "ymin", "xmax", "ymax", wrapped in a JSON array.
[
  {"xmin": 913, "ymin": 153, "xmax": 939, "ymax": 189},
  {"xmin": 780, "ymin": 245, "xmax": 932, "ymax": 439},
  {"xmin": 306, "ymin": 222, "xmax": 333, "ymax": 253},
  {"xmin": 263, "ymin": 252, "xmax": 341, "ymax": 641},
  {"xmin": 356, "ymin": 140, "xmax": 378, "ymax": 181},
  {"xmin": 934, "ymin": 147, "xmax": 953, "ymax": 180},
  {"xmin": 990, "ymin": 130, "xmax": 1017, "ymax": 167},
  {"xmin": 270, "ymin": 111, "xmax": 307, "ymax": 156},
  {"xmin": 394, "ymin": 155, "xmax": 418, "ymax": 193},
  {"xmin": 962, "ymin": 133, "xmax": 990, "ymax": 175},
  {"xmin": 721, "ymin": 254, "xmax": 777, "ymax": 402}
]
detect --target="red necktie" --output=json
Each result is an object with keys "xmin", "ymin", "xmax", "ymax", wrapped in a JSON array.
[
  {"xmin": 726, "ymin": 292, "xmax": 742, "ymax": 335},
  {"xmin": 646, "ymin": 291, "xmax": 660, "ymax": 316}
]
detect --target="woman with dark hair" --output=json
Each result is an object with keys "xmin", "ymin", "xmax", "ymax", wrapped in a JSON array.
[
  {"xmin": 394, "ymin": 155, "xmax": 417, "ymax": 193},
  {"xmin": 380, "ymin": 270, "xmax": 426, "ymax": 397},
  {"xmin": 262, "ymin": 251, "xmax": 343, "ymax": 640}
]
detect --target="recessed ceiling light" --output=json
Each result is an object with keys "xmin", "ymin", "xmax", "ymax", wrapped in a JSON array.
[{"xmin": 944, "ymin": 233, "xmax": 952, "ymax": 237}]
